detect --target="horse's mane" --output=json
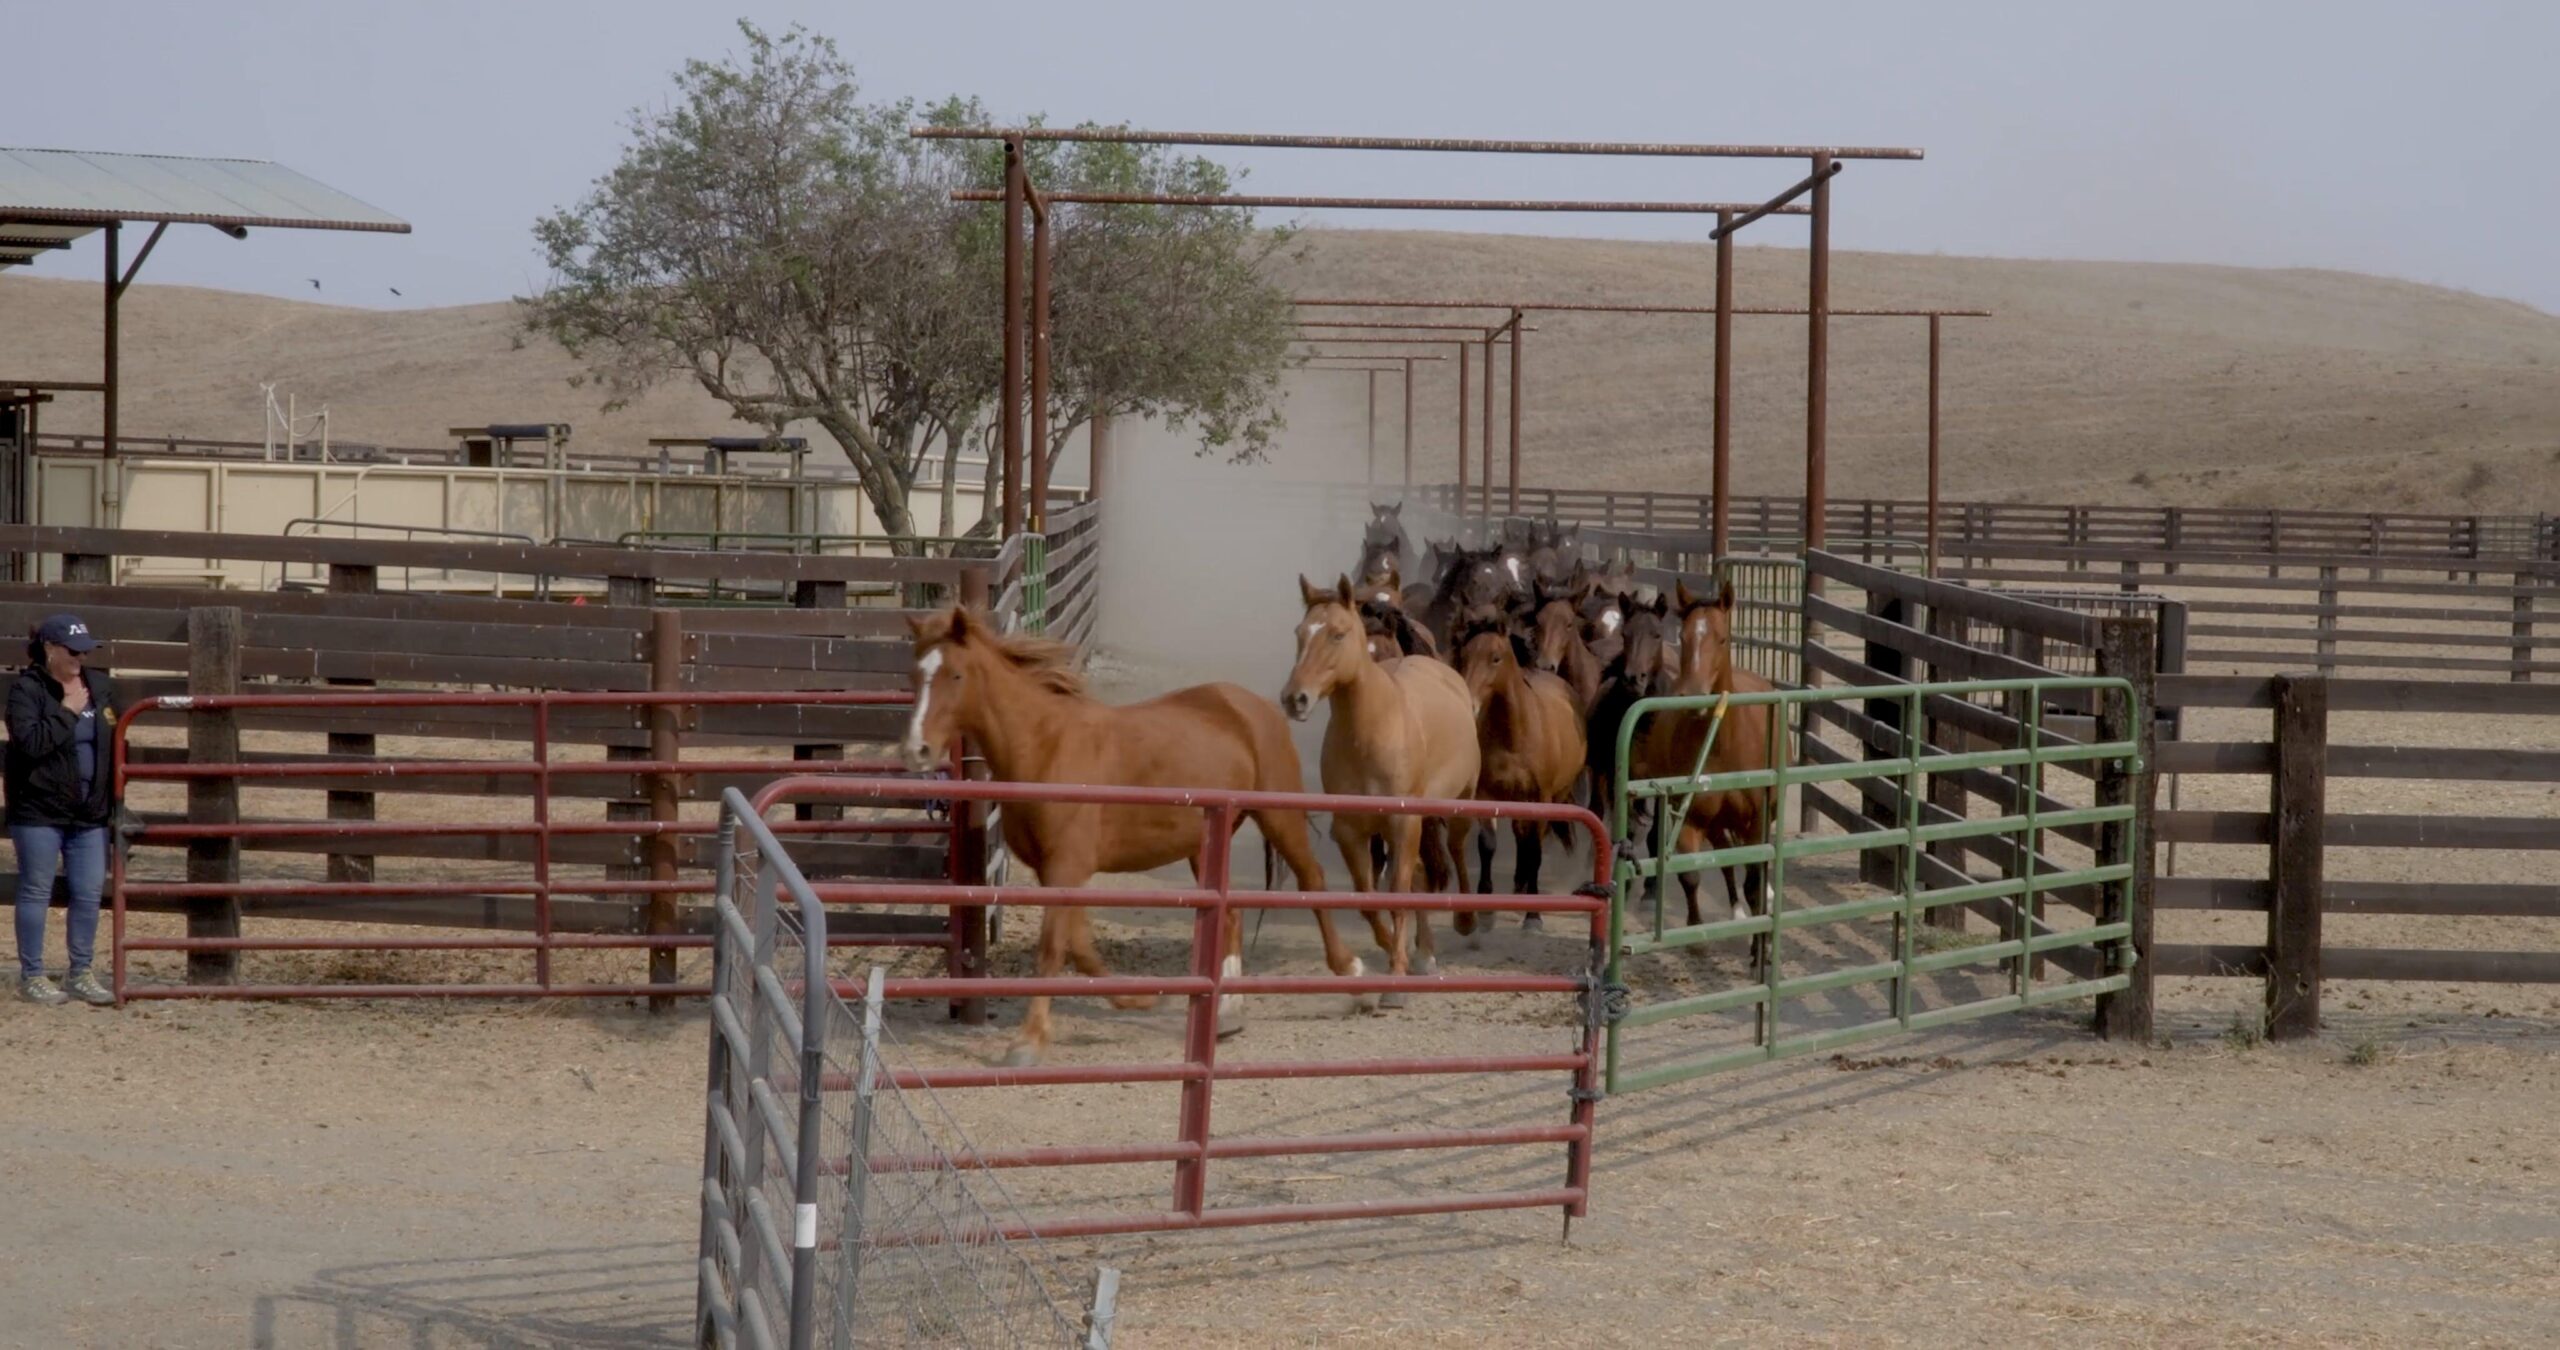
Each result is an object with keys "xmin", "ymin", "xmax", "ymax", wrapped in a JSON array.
[{"xmin": 914, "ymin": 608, "xmax": 1088, "ymax": 697}]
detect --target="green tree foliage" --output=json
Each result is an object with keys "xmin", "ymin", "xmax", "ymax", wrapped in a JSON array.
[{"xmin": 524, "ymin": 22, "xmax": 1294, "ymax": 545}]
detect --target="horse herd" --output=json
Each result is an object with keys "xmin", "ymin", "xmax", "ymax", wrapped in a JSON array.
[{"xmin": 899, "ymin": 503, "xmax": 1779, "ymax": 1066}]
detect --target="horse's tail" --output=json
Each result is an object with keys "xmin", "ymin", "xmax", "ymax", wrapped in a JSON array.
[{"xmin": 1263, "ymin": 836, "xmax": 1277, "ymax": 891}]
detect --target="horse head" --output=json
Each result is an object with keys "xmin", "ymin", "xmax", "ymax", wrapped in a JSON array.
[
  {"xmin": 1283, "ymin": 574, "xmax": 1367, "ymax": 722},
  {"xmin": 1672, "ymin": 578, "xmax": 1740, "ymax": 694},
  {"xmin": 1531, "ymin": 587, "xmax": 1588, "ymax": 675}
]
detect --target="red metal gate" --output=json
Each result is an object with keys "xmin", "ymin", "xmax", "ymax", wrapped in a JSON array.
[
  {"xmin": 108, "ymin": 690, "xmax": 975, "ymax": 1002},
  {"xmin": 746, "ymin": 776, "xmax": 1614, "ymax": 1239}
]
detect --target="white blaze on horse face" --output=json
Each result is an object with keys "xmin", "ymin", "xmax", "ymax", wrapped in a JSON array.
[
  {"xmin": 1503, "ymin": 555, "xmax": 1524, "ymax": 587},
  {"xmin": 904, "ymin": 648, "xmax": 944, "ymax": 759},
  {"xmin": 1599, "ymin": 608, "xmax": 1623, "ymax": 636}
]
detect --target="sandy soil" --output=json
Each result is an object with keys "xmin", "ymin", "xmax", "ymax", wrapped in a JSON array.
[{"xmin": 9, "ymin": 637, "xmax": 2556, "ymax": 1347}]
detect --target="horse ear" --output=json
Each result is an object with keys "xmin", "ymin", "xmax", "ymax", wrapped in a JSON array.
[
  {"xmin": 1335, "ymin": 574, "xmax": 1355, "ymax": 606},
  {"xmin": 1717, "ymin": 578, "xmax": 1736, "ymax": 610},
  {"xmin": 1676, "ymin": 580, "xmax": 1699, "ymax": 612},
  {"xmin": 1383, "ymin": 502, "xmax": 1401, "ymax": 522},
  {"xmin": 1299, "ymin": 574, "xmax": 1326, "ymax": 608},
  {"xmin": 946, "ymin": 606, "xmax": 974, "ymax": 643}
]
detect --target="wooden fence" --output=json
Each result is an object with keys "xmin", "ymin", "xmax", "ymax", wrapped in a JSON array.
[
  {"xmin": 1404, "ymin": 484, "xmax": 2560, "ymax": 564},
  {"xmin": 2149, "ymin": 674, "xmax": 2560, "ymax": 1033}
]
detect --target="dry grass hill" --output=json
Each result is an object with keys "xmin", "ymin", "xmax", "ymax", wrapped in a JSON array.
[{"xmin": 7, "ymin": 227, "xmax": 2558, "ymax": 513}]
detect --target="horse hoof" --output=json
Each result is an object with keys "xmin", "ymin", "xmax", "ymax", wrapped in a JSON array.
[
  {"xmin": 1217, "ymin": 1009, "xmax": 1247, "ymax": 1040},
  {"xmin": 1521, "ymin": 913, "xmax": 1545, "ymax": 933},
  {"xmin": 1417, "ymin": 955, "xmax": 1440, "ymax": 977},
  {"xmin": 999, "ymin": 1043, "xmax": 1043, "ymax": 1069},
  {"xmin": 1379, "ymin": 989, "xmax": 1409, "ymax": 1010},
  {"xmin": 1107, "ymin": 994, "xmax": 1159, "ymax": 1012}
]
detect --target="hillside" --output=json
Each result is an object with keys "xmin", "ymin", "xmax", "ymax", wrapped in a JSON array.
[{"xmin": 6, "ymin": 229, "xmax": 2558, "ymax": 513}]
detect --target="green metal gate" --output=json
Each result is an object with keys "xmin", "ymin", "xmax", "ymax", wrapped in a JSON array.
[
  {"xmin": 1019, "ymin": 533, "xmax": 1050, "ymax": 635},
  {"xmin": 1603, "ymin": 677, "xmax": 2144, "ymax": 1094}
]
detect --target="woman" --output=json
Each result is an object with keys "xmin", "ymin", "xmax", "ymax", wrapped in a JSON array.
[{"xmin": 8, "ymin": 613, "xmax": 118, "ymax": 1006}]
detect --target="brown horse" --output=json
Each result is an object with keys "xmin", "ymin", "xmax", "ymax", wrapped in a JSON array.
[
  {"xmin": 1356, "ymin": 576, "xmax": 1439, "ymax": 663},
  {"xmin": 1359, "ymin": 503, "xmax": 1410, "ymax": 586},
  {"xmin": 1630, "ymin": 580, "xmax": 1778, "ymax": 935},
  {"xmin": 1282, "ymin": 576, "xmax": 1481, "ymax": 999},
  {"xmin": 1450, "ymin": 610, "xmax": 1588, "ymax": 935},
  {"xmin": 1584, "ymin": 592, "xmax": 1675, "ymax": 828},
  {"xmin": 899, "ymin": 606, "xmax": 1350, "ymax": 1066},
  {"xmin": 1529, "ymin": 587, "xmax": 1604, "ymax": 716}
]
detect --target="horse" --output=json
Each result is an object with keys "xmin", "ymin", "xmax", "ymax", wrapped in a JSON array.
[
  {"xmin": 1357, "ymin": 580, "xmax": 1439, "ymax": 663},
  {"xmin": 1359, "ymin": 503, "xmax": 1410, "ymax": 587},
  {"xmin": 1629, "ymin": 580, "xmax": 1779, "ymax": 944},
  {"xmin": 1529, "ymin": 586, "xmax": 1605, "ymax": 716},
  {"xmin": 1584, "ymin": 591, "xmax": 1674, "ymax": 848},
  {"xmin": 1282, "ymin": 576, "xmax": 1481, "ymax": 1001},
  {"xmin": 1449, "ymin": 608, "xmax": 1588, "ymax": 936},
  {"xmin": 1526, "ymin": 520, "xmax": 1582, "ymax": 589},
  {"xmin": 899, "ymin": 606, "xmax": 1352, "ymax": 1067},
  {"xmin": 1423, "ymin": 542, "xmax": 1516, "ymax": 653}
]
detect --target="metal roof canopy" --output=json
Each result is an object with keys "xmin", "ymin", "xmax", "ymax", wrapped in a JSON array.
[{"xmin": 0, "ymin": 148, "xmax": 410, "ymax": 524}]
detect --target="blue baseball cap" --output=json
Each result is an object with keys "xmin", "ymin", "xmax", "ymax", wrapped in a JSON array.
[{"xmin": 35, "ymin": 614, "xmax": 97, "ymax": 654}]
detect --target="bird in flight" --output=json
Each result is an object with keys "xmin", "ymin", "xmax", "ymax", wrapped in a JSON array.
[
  {"xmin": 307, "ymin": 278, "xmax": 321, "ymax": 291},
  {"xmin": 389, "ymin": 287, "xmax": 403, "ymax": 297}
]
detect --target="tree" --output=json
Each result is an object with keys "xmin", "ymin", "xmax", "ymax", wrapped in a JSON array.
[{"xmin": 524, "ymin": 22, "xmax": 1296, "ymax": 549}]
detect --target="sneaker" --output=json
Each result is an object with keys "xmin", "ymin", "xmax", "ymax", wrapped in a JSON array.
[
  {"xmin": 17, "ymin": 975, "xmax": 68, "ymax": 1006},
  {"xmin": 63, "ymin": 970, "xmax": 114, "ymax": 1007}
]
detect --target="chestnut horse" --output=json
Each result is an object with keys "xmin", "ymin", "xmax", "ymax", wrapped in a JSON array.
[
  {"xmin": 1450, "ymin": 610, "xmax": 1587, "ymax": 935},
  {"xmin": 1631, "ymin": 580, "xmax": 1778, "ymax": 935},
  {"xmin": 900, "ymin": 606, "xmax": 1349, "ymax": 1066},
  {"xmin": 1529, "ymin": 587, "xmax": 1604, "ymax": 716},
  {"xmin": 1282, "ymin": 576, "xmax": 1481, "ymax": 1000}
]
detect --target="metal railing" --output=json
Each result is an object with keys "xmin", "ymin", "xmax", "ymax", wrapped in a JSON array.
[
  {"xmin": 748, "ymin": 775, "xmax": 1612, "ymax": 1241},
  {"xmin": 1604, "ymin": 677, "xmax": 2145, "ymax": 1094},
  {"xmin": 107, "ymin": 690, "xmax": 968, "ymax": 1002}
]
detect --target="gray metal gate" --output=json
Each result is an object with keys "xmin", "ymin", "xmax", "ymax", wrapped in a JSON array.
[{"xmin": 697, "ymin": 789, "xmax": 1114, "ymax": 1349}]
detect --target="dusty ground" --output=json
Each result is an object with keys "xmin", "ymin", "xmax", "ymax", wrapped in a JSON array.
[{"xmin": 9, "ymin": 635, "xmax": 2557, "ymax": 1348}]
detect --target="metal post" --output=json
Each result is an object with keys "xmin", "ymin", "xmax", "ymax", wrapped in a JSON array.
[
  {"xmin": 648, "ymin": 610, "xmax": 684, "ymax": 1010},
  {"xmin": 1712, "ymin": 210, "xmax": 1734, "ymax": 559},
  {"xmin": 1087, "ymin": 412, "xmax": 1112, "ymax": 502},
  {"xmin": 1805, "ymin": 154, "xmax": 1832, "ymax": 555},
  {"xmin": 1506, "ymin": 311, "xmax": 1524, "ymax": 515},
  {"xmin": 1400, "ymin": 356, "xmax": 1415, "ymax": 489},
  {"xmin": 1364, "ymin": 369, "xmax": 1378, "ymax": 485},
  {"xmin": 1926, "ymin": 314, "xmax": 1942, "ymax": 577},
  {"xmin": 1480, "ymin": 329, "xmax": 1495, "ymax": 519},
  {"xmin": 1456, "ymin": 342, "xmax": 1470, "ymax": 511},
  {"xmin": 1000, "ymin": 140, "xmax": 1026, "ymax": 539},
  {"xmin": 185, "ymin": 606, "xmax": 242, "ymax": 985},
  {"xmin": 101, "ymin": 222, "xmax": 119, "ymax": 525},
  {"xmin": 1028, "ymin": 194, "xmax": 1054, "ymax": 533}
]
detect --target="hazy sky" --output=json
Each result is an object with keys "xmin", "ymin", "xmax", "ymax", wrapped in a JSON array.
[{"xmin": 6, "ymin": 2, "xmax": 2555, "ymax": 313}]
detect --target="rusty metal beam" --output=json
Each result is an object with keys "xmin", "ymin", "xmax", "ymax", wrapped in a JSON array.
[
  {"xmin": 1710, "ymin": 158, "xmax": 1845, "ymax": 241},
  {"xmin": 954, "ymin": 190, "xmax": 1806, "ymax": 215},
  {"xmin": 915, "ymin": 126, "xmax": 1923, "ymax": 160}
]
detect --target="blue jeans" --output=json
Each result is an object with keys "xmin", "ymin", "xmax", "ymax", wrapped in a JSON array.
[{"xmin": 13, "ymin": 823, "xmax": 106, "ymax": 979}]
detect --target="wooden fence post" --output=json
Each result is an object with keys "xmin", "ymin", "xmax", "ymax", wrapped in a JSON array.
[
  {"xmin": 2266, "ymin": 672, "xmax": 2328, "ymax": 1040},
  {"xmin": 1859, "ymin": 590, "xmax": 1910, "ymax": 889},
  {"xmin": 185, "ymin": 607, "xmax": 243, "ymax": 985},
  {"xmin": 604, "ymin": 574, "xmax": 656, "ymax": 999},
  {"xmin": 326, "ymin": 563, "xmax": 377, "ymax": 888},
  {"xmin": 2093, "ymin": 614, "xmax": 2157, "ymax": 1043},
  {"xmin": 791, "ymin": 579, "xmax": 849, "ymax": 824},
  {"xmin": 645, "ymin": 609, "xmax": 683, "ymax": 1011},
  {"xmin": 1923, "ymin": 602, "xmax": 1969, "ymax": 932},
  {"xmin": 951, "ymin": 566, "xmax": 993, "ymax": 1025},
  {"xmin": 2511, "ymin": 568, "xmax": 2535, "ymax": 684},
  {"xmin": 2315, "ymin": 565, "xmax": 2339, "ymax": 676}
]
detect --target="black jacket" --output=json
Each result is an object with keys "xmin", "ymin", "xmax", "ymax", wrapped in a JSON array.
[{"xmin": 5, "ymin": 664, "xmax": 119, "ymax": 828}]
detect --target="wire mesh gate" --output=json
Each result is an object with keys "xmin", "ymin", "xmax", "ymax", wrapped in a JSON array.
[
  {"xmin": 1603, "ymin": 677, "xmax": 2145, "ymax": 1094},
  {"xmin": 699, "ymin": 789, "xmax": 1111, "ymax": 1350}
]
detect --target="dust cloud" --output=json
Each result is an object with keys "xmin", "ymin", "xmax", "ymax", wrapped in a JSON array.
[{"xmin": 1089, "ymin": 368, "xmax": 1386, "ymax": 776}]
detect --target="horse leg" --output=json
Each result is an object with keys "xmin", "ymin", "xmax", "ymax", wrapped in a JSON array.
[
  {"xmin": 1389, "ymin": 813, "xmax": 1437, "ymax": 983},
  {"xmin": 1218, "ymin": 907, "xmax": 1248, "ymax": 1040},
  {"xmin": 1330, "ymin": 822, "xmax": 1389, "ymax": 1013},
  {"xmin": 1258, "ymin": 807, "xmax": 1371, "ymax": 1018},
  {"xmin": 1005, "ymin": 904, "xmax": 1076, "ymax": 1068},
  {"xmin": 1675, "ymin": 819, "xmax": 1709, "ymax": 931},
  {"xmin": 1063, "ymin": 907, "xmax": 1155, "ymax": 1011},
  {"xmin": 1515, "ymin": 820, "xmax": 1546, "ymax": 932}
]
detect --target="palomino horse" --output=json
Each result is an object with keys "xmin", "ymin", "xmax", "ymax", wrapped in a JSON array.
[
  {"xmin": 899, "ymin": 606, "xmax": 1351, "ymax": 1066},
  {"xmin": 1282, "ymin": 576, "xmax": 1481, "ymax": 1000},
  {"xmin": 1450, "ymin": 609, "xmax": 1588, "ymax": 936},
  {"xmin": 1630, "ymin": 580, "xmax": 1778, "ymax": 939}
]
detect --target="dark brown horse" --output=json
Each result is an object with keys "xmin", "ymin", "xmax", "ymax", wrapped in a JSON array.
[
  {"xmin": 1359, "ymin": 502, "xmax": 1411, "ymax": 587},
  {"xmin": 1631, "ymin": 581, "xmax": 1778, "ymax": 934},
  {"xmin": 1451, "ymin": 609, "xmax": 1587, "ymax": 935},
  {"xmin": 899, "ymin": 606, "xmax": 1353, "ymax": 1066}
]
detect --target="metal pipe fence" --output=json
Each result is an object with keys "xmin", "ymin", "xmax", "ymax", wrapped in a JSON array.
[
  {"xmin": 107, "ymin": 690, "xmax": 972, "ymax": 1003},
  {"xmin": 745, "ymin": 775, "xmax": 1613, "ymax": 1242}
]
